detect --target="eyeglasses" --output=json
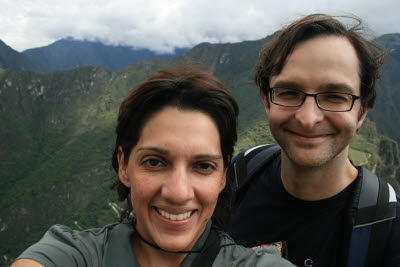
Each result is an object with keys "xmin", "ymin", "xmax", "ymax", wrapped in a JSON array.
[{"xmin": 269, "ymin": 87, "xmax": 361, "ymax": 112}]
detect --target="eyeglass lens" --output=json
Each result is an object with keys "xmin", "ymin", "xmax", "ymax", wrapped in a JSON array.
[{"xmin": 271, "ymin": 88, "xmax": 356, "ymax": 112}]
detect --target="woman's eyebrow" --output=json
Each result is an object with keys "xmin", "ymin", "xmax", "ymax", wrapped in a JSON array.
[
  {"xmin": 137, "ymin": 147, "xmax": 222, "ymax": 160},
  {"xmin": 137, "ymin": 147, "xmax": 169, "ymax": 155},
  {"xmin": 193, "ymin": 154, "xmax": 223, "ymax": 160}
]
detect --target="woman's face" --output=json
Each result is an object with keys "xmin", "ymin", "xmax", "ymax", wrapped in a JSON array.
[{"xmin": 118, "ymin": 106, "xmax": 226, "ymax": 252}]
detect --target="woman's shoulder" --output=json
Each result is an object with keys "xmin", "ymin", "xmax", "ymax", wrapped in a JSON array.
[
  {"xmin": 15, "ymin": 222, "xmax": 135, "ymax": 267},
  {"xmin": 214, "ymin": 232, "xmax": 296, "ymax": 267},
  {"xmin": 47, "ymin": 222, "xmax": 120, "ymax": 235},
  {"xmin": 39, "ymin": 222, "xmax": 133, "ymax": 248},
  {"xmin": 49, "ymin": 221, "xmax": 133, "ymax": 239}
]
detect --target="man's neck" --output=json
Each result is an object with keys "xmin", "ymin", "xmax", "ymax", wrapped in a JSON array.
[{"xmin": 280, "ymin": 151, "xmax": 359, "ymax": 201}]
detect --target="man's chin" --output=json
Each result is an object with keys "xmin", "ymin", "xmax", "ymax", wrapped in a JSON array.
[{"xmin": 283, "ymin": 147, "xmax": 333, "ymax": 168}]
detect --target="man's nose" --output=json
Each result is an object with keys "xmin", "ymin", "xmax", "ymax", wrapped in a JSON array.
[
  {"xmin": 294, "ymin": 96, "xmax": 324, "ymax": 130},
  {"xmin": 161, "ymin": 167, "xmax": 194, "ymax": 204}
]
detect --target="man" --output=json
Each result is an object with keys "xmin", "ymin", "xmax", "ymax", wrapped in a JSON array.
[{"xmin": 228, "ymin": 14, "xmax": 400, "ymax": 267}]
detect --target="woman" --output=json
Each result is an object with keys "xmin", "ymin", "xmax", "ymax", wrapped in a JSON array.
[{"xmin": 12, "ymin": 66, "xmax": 294, "ymax": 266}]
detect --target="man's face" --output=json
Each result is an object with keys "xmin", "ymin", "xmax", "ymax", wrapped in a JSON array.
[{"xmin": 264, "ymin": 35, "xmax": 368, "ymax": 168}]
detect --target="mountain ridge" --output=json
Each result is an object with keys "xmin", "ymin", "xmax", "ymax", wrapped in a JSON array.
[
  {"xmin": 1, "ymin": 33, "xmax": 400, "ymax": 266},
  {"xmin": 368, "ymin": 33, "xmax": 400, "ymax": 144},
  {"xmin": 23, "ymin": 38, "xmax": 189, "ymax": 72},
  {"xmin": 0, "ymin": 40, "xmax": 44, "ymax": 72}
]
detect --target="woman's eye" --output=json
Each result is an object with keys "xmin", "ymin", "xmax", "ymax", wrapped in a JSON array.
[
  {"xmin": 195, "ymin": 163, "xmax": 216, "ymax": 172},
  {"xmin": 144, "ymin": 159, "xmax": 164, "ymax": 167}
]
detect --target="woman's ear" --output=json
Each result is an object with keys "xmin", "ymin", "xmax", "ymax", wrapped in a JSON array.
[
  {"xmin": 117, "ymin": 146, "xmax": 131, "ymax": 188},
  {"xmin": 220, "ymin": 168, "xmax": 227, "ymax": 193}
]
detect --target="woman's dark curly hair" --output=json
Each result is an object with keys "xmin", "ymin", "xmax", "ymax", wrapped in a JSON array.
[{"xmin": 111, "ymin": 66, "xmax": 239, "ymax": 230}]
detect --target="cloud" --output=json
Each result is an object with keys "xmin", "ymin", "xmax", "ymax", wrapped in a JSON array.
[{"xmin": 1, "ymin": 0, "xmax": 399, "ymax": 52}]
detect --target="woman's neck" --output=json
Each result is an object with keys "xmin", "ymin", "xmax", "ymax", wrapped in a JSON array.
[{"xmin": 131, "ymin": 233, "xmax": 187, "ymax": 267}]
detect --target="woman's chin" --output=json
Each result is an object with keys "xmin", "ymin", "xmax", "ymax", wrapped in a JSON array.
[{"xmin": 155, "ymin": 235, "xmax": 195, "ymax": 252}]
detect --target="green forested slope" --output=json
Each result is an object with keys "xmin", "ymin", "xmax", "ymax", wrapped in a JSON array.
[{"xmin": 1, "ymin": 35, "xmax": 400, "ymax": 266}]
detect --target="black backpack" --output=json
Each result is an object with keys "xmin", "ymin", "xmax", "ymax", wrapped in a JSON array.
[{"xmin": 231, "ymin": 144, "xmax": 397, "ymax": 267}]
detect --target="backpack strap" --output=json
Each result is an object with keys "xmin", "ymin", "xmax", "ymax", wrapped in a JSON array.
[
  {"xmin": 232, "ymin": 144, "xmax": 397, "ymax": 266},
  {"xmin": 233, "ymin": 144, "xmax": 281, "ymax": 195},
  {"xmin": 346, "ymin": 167, "xmax": 397, "ymax": 267},
  {"xmin": 191, "ymin": 227, "xmax": 221, "ymax": 267}
]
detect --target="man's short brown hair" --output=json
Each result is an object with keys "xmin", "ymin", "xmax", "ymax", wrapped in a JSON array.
[{"xmin": 255, "ymin": 14, "xmax": 385, "ymax": 110}]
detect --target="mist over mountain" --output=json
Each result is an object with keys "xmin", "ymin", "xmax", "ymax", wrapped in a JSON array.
[
  {"xmin": 1, "ymin": 33, "xmax": 400, "ymax": 266},
  {"xmin": 0, "ymin": 40, "xmax": 44, "ymax": 72},
  {"xmin": 23, "ymin": 38, "xmax": 190, "ymax": 72}
]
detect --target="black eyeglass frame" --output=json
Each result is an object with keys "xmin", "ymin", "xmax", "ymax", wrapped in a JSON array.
[{"xmin": 268, "ymin": 87, "xmax": 361, "ymax": 112}]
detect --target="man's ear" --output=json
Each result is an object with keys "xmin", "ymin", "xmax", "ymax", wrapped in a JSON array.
[
  {"xmin": 261, "ymin": 92, "xmax": 271, "ymax": 117},
  {"xmin": 117, "ymin": 146, "xmax": 131, "ymax": 188},
  {"xmin": 357, "ymin": 107, "xmax": 369, "ymax": 130}
]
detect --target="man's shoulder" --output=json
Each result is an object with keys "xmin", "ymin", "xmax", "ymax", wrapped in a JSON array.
[
  {"xmin": 231, "ymin": 144, "xmax": 280, "ymax": 164},
  {"xmin": 230, "ymin": 144, "xmax": 281, "ymax": 189},
  {"xmin": 347, "ymin": 166, "xmax": 400, "ymax": 266}
]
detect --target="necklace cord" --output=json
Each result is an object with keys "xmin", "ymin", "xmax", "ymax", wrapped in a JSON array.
[
  {"xmin": 135, "ymin": 230, "xmax": 202, "ymax": 254},
  {"xmin": 135, "ymin": 227, "xmax": 235, "ymax": 255}
]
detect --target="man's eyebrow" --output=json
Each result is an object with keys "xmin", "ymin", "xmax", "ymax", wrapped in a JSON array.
[
  {"xmin": 270, "ymin": 80, "xmax": 301, "ymax": 89},
  {"xmin": 321, "ymin": 83, "xmax": 356, "ymax": 94},
  {"xmin": 137, "ymin": 147, "xmax": 169, "ymax": 155},
  {"xmin": 272, "ymin": 81, "xmax": 356, "ymax": 94}
]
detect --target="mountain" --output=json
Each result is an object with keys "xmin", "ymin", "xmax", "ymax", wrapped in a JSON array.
[
  {"xmin": 1, "ymin": 34, "xmax": 400, "ymax": 266},
  {"xmin": 0, "ymin": 60, "xmax": 172, "ymax": 266},
  {"xmin": 178, "ymin": 35, "xmax": 275, "ymax": 131},
  {"xmin": 23, "ymin": 38, "xmax": 190, "ymax": 72},
  {"xmin": 369, "ymin": 34, "xmax": 400, "ymax": 144},
  {"xmin": 179, "ymin": 34, "xmax": 400, "ymax": 189},
  {"xmin": 0, "ymin": 40, "xmax": 44, "ymax": 72}
]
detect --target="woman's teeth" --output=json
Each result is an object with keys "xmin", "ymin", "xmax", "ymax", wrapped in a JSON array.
[{"xmin": 158, "ymin": 209, "xmax": 192, "ymax": 221}]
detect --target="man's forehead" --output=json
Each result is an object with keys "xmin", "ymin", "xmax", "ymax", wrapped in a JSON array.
[
  {"xmin": 270, "ymin": 35, "xmax": 361, "ymax": 93},
  {"xmin": 271, "ymin": 80, "xmax": 356, "ymax": 94}
]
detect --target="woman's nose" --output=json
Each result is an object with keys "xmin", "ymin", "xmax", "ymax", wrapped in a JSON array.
[{"xmin": 161, "ymin": 167, "xmax": 194, "ymax": 204}]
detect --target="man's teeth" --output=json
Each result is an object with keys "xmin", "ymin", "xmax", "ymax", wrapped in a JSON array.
[{"xmin": 158, "ymin": 209, "xmax": 192, "ymax": 221}]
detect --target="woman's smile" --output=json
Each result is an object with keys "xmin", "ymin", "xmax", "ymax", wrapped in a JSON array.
[
  {"xmin": 118, "ymin": 106, "xmax": 226, "ymax": 252},
  {"xmin": 156, "ymin": 208, "xmax": 195, "ymax": 221}
]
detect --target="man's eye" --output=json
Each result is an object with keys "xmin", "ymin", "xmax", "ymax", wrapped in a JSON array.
[
  {"xmin": 144, "ymin": 159, "xmax": 164, "ymax": 167},
  {"xmin": 276, "ymin": 89, "xmax": 301, "ymax": 98},
  {"xmin": 322, "ymin": 93, "xmax": 350, "ymax": 103}
]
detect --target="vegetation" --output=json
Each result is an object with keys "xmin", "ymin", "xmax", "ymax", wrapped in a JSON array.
[{"xmin": 1, "ymin": 34, "xmax": 400, "ymax": 266}]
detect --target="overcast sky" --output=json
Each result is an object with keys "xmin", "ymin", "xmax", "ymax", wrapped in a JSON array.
[{"xmin": 1, "ymin": 0, "xmax": 399, "ymax": 53}]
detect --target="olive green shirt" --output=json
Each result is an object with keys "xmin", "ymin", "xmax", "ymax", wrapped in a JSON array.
[{"xmin": 16, "ymin": 221, "xmax": 295, "ymax": 266}]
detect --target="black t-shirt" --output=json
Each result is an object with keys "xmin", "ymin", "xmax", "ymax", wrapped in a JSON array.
[{"xmin": 228, "ymin": 154, "xmax": 358, "ymax": 267}]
